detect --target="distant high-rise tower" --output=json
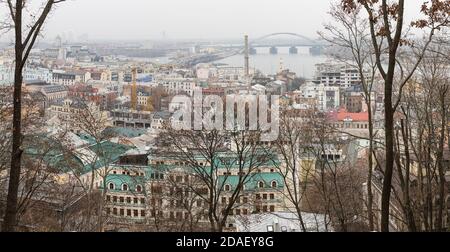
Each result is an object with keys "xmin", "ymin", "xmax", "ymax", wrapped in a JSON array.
[{"xmin": 244, "ymin": 35, "xmax": 250, "ymax": 79}]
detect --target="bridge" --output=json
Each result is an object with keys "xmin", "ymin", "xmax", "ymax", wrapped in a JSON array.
[
  {"xmin": 170, "ymin": 33, "xmax": 327, "ymax": 67},
  {"xmin": 244, "ymin": 32, "xmax": 325, "ymax": 55}
]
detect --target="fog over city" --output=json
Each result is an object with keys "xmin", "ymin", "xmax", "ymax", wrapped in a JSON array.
[{"xmin": 1, "ymin": 0, "xmax": 425, "ymax": 42}]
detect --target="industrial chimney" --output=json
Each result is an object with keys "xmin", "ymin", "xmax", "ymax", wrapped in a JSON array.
[{"xmin": 244, "ymin": 35, "xmax": 250, "ymax": 79}]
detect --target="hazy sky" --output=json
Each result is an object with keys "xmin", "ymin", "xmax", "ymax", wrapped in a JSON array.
[{"xmin": 2, "ymin": 0, "xmax": 425, "ymax": 41}]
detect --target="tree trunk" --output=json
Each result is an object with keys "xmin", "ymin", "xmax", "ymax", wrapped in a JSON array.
[
  {"xmin": 381, "ymin": 79, "xmax": 395, "ymax": 232},
  {"xmin": 367, "ymin": 99, "xmax": 375, "ymax": 231},
  {"xmin": 2, "ymin": 1, "xmax": 24, "ymax": 232}
]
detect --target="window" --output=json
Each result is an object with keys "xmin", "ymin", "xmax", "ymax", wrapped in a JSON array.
[
  {"xmin": 106, "ymin": 208, "xmax": 111, "ymax": 215},
  {"xmin": 271, "ymin": 181, "xmax": 278, "ymax": 188},
  {"xmin": 122, "ymin": 184, "xmax": 128, "ymax": 191},
  {"xmin": 126, "ymin": 197, "xmax": 131, "ymax": 204},
  {"xmin": 235, "ymin": 209, "xmax": 241, "ymax": 215},
  {"xmin": 224, "ymin": 184, "xmax": 231, "ymax": 191},
  {"xmin": 108, "ymin": 183, "xmax": 115, "ymax": 190},
  {"xmin": 270, "ymin": 206, "xmax": 275, "ymax": 212},
  {"xmin": 106, "ymin": 195, "xmax": 111, "ymax": 202},
  {"xmin": 263, "ymin": 194, "xmax": 267, "ymax": 200},
  {"xmin": 263, "ymin": 205, "xmax": 268, "ymax": 212},
  {"xmin": 113, "ymin": 208, "xmax": 118, "ymax": 215},
  {"xmin": 120, "ymin": 197, "xmax": 124, "ymax": 203},
  {"xmin": 243, "ymin": 197, "xmax": 248, "ymax": 203},
  {"xmin": 134, "ymin": 198, "xmax": 138, "ymax": 204},
  {"xmin": 136, "ymin": 185, "xmax": 142, "ymax": 192},
  {"xmin": 140, "ymin": 198, "xmax": 145, "ymax": 204},
  {"xmin": 127, "ymin": 209, "xmax": 132, "ymax": 217},
  {"xmin": 141, "ymin": 210, "xmax": 146, "ymax": 217},
  {"xmin": 243, "ymin": 209, "xmax": 248, "ymax": 215},
  {"xmin": 120, "ymin": 209, "xmax": 124, "ymax": 216},
  {"xmin": 134, "ymin": 210, "xmax": 139, "ymax": 217},
  {"xmin": 113, "ymin": 196, "xmax": 117, "ymax": 203},
  {"xmin": 256, "ymin": 194, "xmax": 261, "ymax": 200},
  {"xmin": 258, "ymin": 181, "xmax": 265, "ymax": 188},
  {"xmin": 270, "ymin": 194, "xmax": 275, "ymax": 200},
  {"xmin": 222, "ymin": 197, "xmax": 227, "ymax": 204}
]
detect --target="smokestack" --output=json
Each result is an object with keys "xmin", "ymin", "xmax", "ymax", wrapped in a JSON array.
[{"xmin": 244, "ymin": 35, "xmax": 250, "ymax": 79}]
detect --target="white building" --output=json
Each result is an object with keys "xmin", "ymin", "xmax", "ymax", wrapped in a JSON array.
[
  {"xmin": 216, "ymin": 66, "xmax": 254, "ymax": 82},
  {"xmin": 157, "ymin": 78, "xmax": 197, "ymax": 96},
  {"xmin": 52, "ymin": 70, "xmax": 91, "ymax": 85},
  {"xmin": 0, "ymin": 64, "xmax": 13, "ymax": 86},
  {"xmin": 315, "ymin": 63, "xmax": 365, "ymax": 88},
  {"xmin": 298, "ymin": 82, "xmax": 340, "ymax": 111},
  {"xmin": 24, "ymin": 67, "xmax": 53, "ymax": 83}
]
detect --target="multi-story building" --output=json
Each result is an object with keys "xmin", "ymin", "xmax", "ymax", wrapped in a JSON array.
[
  {"xmin": 48, "ymin": 98, "xmax": 107, "ymax": 133},
  {"xmin": 41, "ymin": 85, "xmax": 69, "ymax": 105},
  {"xmin": 98, "ymin": 150, "xmax": 288, "ymax": 231},
  {"xmin": 157, "ymin": 78, "xmax": 196, "ymax": 96},
  {"xmin": 111, "ymin": 109, "xmax": 152, "ymax": 129},
  {"xmin": 297, "ymin": 82, "xmax": 340, "ymax": 111},
  {"xmin": 328, "ymin": 108, "xmax": 369, "ymax": 132},
  {"xmin": 315, "ymin": 63, "xmax": 366, "ymax": 88},
  {"xmin": 24, "ymin": 67, "xmax": 53, "ymax": 83},
  {"xmin": 53, "ymin": 70, "xmax": 91, "ymax": 85}
]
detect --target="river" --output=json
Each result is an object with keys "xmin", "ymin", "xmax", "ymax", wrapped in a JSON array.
[{"xmin": 214, "ymin": 46, "xmax": 329, "ymax": 79}]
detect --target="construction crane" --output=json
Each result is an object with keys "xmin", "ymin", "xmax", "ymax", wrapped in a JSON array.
[{"xmin": 131, "ymin": 67, "xmax": 138, "ymax": 111}]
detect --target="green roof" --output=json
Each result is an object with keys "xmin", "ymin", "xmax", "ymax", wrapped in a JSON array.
[
  {"xmin": 103, "ymin": 127, "xmax": 147, "ymax": 138},
  {"xmin": 83, "ymin": 141, "xmax": 133, "ymax": 173},
  {"xmin": 102, "ymin": 174, "xmax": 146, "ymax": 195},
  {"xmin": 218, "ymin": 172, "xmax": 285, "ymax": 191},
  {"xmin": 37, "ymin": 140, "xmax": 133, "ymax": 175}
]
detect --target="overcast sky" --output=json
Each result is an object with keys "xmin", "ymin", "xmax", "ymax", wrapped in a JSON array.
[{"xmin": 2, "ymin": 0, "xmax": 425, "ymax": 42}]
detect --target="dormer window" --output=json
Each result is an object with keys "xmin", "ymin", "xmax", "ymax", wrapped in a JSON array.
[
  {"xmin": 271, "ymin": 181, "xmax": 278, "ymax": 188},
  {"xmin": 108, "ymin": 183, "xmax": 115, "ymax": 190},
  {"xmin": 258, "ymin": 181, "xmax": 265, "ymax": 189},
  {"xmin": 122, "ymin": 184, "xmax": 128, "ymax": 191}
]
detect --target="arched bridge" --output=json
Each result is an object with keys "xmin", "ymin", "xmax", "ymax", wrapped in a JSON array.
[
  {"xmin": 172, "ymin": 33, "xmax": 326, "ymax": 67},
  {"xmin": 251, "ymin": 32, "xmax": 319, "ymax": 46},
  {"xmin": 244, "ymin": 32, "xmax": 325, "ymax": 55}
]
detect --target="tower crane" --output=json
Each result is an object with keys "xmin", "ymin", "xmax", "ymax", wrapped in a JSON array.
[{"xmin": 131, "ymin": 67, "xmax": 138, "ymax": 111}]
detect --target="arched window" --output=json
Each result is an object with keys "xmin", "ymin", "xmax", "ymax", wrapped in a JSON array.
[
  {"xmin": 122, "ymin": 184, "xmax": 128, "ymax": 191},
  {"xmin": 271, "ymin": 181, "xmax": 278, "ymax": 188},
  {"xmin": 108, "ymin": 183, "xmax": 115, "ymax": 190},
  {"xmin": 136, "ymin": 185, "xmax": 142, "ymax": 192},
  {"xmin": 258, "ymin": 181, "xmax": 265, "ymax": 189},
  {"xmin": 224, "ymin": 184, "xmax": 231, "ymax": 192}
]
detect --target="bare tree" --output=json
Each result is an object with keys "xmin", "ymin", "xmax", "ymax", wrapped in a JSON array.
[
  {"xmin": 160, "ymin": 128, "xmax": 271, "ymax": 232},
  {"xmin": 320, "ymin": 3, "xmax": 381, "ymax": 230},
  {"xmin": 394, "ymin": 38, "xmax": 450, "ymax": 231},
  {"xmin": 340, "ymin": 0, "xmax": 449, "ymax": 232},
  {"xmin": 2, "ymin": 0, "xmax": 66, "ymax": 232}
]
